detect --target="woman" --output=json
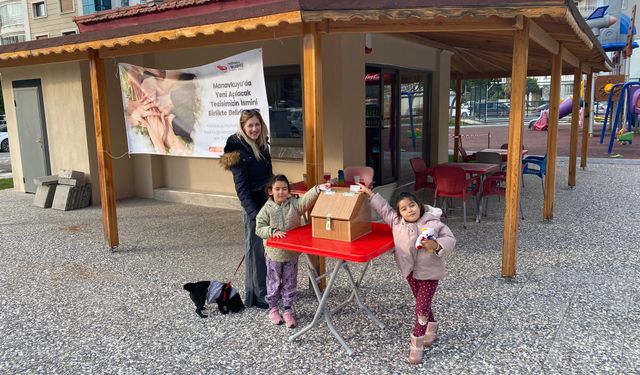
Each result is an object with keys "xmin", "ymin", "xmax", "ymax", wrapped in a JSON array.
[{"xmin": 220, "ymin": 109, "xmax": 272, "ymax": 309}]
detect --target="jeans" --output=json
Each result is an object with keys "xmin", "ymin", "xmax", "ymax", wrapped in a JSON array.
[{"xmin": 243, "ymin": 211, "xmax": 267, "ymax": 307}]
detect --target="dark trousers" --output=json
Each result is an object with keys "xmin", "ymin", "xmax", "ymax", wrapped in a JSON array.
[
  {"xmin": 406, "ymin": 272, "xmax": 439, "ymax": 336},
  {"xmin": 243, "ymin": 211, "xmax": 267, "ymax": 307}
]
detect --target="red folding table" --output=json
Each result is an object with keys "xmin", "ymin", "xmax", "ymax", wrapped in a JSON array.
[{"xmin": 267, "ymin": 222, "xmax": 394, "ymax": 355}]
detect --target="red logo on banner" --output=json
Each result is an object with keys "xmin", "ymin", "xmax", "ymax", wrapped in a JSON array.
[{"xmin": 216, "ymin": 65, "xmax": 229, "ymax": 72}]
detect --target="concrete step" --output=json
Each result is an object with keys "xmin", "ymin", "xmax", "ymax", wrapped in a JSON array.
[{"xmin": 153, "ymin": 188, "xmax": 241, "ymax": 211}]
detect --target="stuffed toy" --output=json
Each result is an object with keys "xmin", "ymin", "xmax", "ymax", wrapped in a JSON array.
[{"xmin": 415, "ymin": 227, "xmax": 437, "ymax": 252}]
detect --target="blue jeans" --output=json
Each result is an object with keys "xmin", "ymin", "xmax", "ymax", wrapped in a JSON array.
[{"xmin": 243, "ymin": 211, "xmax": 267, "ymax": 307}]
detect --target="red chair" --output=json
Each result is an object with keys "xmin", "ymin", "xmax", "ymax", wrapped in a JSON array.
[
  {"xmin": 409, "ymin": 157, "xmax": 435, "ymax": 195},
  {"xmin": 433, "ymin": 166, "xmax": 480, "ymax": 228},
  {"xmin": 457, "ymin": 144, "xmax": 476, "ymax": 162},
  {"xmin": 344, "ymin": 166, "xmax": 375, "ymax": 186},
  {"xmin": 479, "ymin": 172, "xmax": 524, "ymax": 221}
]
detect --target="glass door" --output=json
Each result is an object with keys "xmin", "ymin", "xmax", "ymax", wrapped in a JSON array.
[{"xmin": 365, "ymin": 66, "xmax": 399, "ymax": 186}]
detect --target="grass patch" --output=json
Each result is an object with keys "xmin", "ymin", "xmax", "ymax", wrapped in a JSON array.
[{"xmin": 0, "ymin": 178, "xmax": 13, "ymax": 190}]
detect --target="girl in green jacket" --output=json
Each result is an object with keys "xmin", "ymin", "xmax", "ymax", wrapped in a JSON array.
[{"xmin": 255, "ymin": 174, "xmax": 330, "ymax": 328}]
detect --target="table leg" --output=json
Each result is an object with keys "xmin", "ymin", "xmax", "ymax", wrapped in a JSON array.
[
  {"xmin": 338, "ymin": 263, "xmax": 385, "ymax": 329},
  {"xmin": 289, "ymin": 258, "xmax": 354, "ymax": 355}
]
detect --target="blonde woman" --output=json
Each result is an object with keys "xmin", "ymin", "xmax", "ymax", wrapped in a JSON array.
[{"xmin": 220, "ymin": 109, "xmax": 272, "ymax": 309}]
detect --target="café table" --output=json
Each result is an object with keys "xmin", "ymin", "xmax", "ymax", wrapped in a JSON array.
[
  {"xmin": 435, "ymin": 162, "xmax": 499, "ymax": 222},
  {"xmin": 267, "ymin": 223, "xmax": 393, "ymax": 355},
  {"xmin": 477, "ymin": 148, "xmax": 528, "ymax": 162}
]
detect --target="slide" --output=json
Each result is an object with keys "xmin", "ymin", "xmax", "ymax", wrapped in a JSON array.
[{"xmin": 530, "ymin": 97, "xmax": 573, "ymax": 131}]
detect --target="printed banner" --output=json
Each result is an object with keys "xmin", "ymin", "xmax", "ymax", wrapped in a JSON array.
[{"xmin": 118, "ymin": 49, "xmax": 269, "ymax": 157}]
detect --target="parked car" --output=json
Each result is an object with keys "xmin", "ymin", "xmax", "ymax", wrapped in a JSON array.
[
  {"xmin": 449, "ymin": 105, "xmax": 470, "ymax": 119},
  {"xmin": 0, "ymin": 123, "xmax": 8, "ymax": 153},
  {"xmin": 531, "ymin": 103, "xmax": 549, "ymax": 115},
  {"xmin": 472, "ymin": 101, "xmax": 510, "ymax": 117}
]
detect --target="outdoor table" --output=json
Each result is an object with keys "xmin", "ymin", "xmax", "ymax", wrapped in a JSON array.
[
  {"xmin": 436, "ymin": 162, "xmax": 499, "ymax": 223},
  {"xmin": 266, "ymin": 223, "xmax": 394, "ymax": 355},
  {"xmin": 478, "ymin": 148, "xmax": 528, "ymax": 161}
]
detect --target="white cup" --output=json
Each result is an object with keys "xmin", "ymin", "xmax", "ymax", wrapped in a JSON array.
[{"xmin": 354, "ymin": 176, "xmax": 361, "ymax": 184}]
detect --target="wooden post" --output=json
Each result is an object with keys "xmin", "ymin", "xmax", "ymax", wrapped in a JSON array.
[
  {"xmin": 568, "ymin": 65, "xmax": 582, "ymax": 188},
  {"xmin": 543, "ymin": 48, "xmax": 563, "ymax": 220},
  {"xmin": 302, "ymin": 23, "xmax": 325, "ymax": 288},
  {"xmin": 580, "ymin": 72, "xmax": 593, "ymax": 169},
  {"xmin": 453, "ymin": 78, "xmax": 462, "ymax": 162},
  {"xmin": 501, "ymin": 18, "xmax": 529, "ymax": 277},
  {"xmin": 88, "ymin": 49, "xmax": 119, "ymax": 249}
]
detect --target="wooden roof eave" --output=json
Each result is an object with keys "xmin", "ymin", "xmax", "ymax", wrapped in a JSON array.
[{"xmin": 0, "ymin": 10, "xmax": 304, "ymax": 68}]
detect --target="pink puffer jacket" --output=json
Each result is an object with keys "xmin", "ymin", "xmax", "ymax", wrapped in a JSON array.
[{"xmin": 369, "ymin": 193, "xmax": 456, "ymax": 280}]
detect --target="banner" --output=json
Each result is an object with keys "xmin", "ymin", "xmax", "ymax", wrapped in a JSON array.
[{"xmin": 118, "ymin": 49, "xmax": 269, "ymax": 157}]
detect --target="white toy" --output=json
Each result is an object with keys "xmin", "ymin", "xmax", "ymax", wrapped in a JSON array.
[{"xmin": 415, "ymin": 227, "xmax": 437, "ymax": 251}]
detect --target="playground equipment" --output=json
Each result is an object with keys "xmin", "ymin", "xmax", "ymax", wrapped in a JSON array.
[
  {"xmin": 528, "ymin": 96, "xmax": 580, "ymax": 131},
  {"xmin": 598, "ymin": 81, "xmax": 638, "ymax": 153}
]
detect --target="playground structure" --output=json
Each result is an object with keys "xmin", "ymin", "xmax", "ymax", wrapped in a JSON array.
[
  {"xmin": 598, "ymin": 81, "xmax": 638, "ymax": 153},
  {"xmin": 586, "ymin": 1, "xmax": 639, "ymax": 155},
  {"xmin": 528, "ymin": 96, "xmax": 582, "ymax": 131}
]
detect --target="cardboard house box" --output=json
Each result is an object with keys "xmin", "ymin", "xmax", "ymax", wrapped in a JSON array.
[{"xmin": 310, "ymin": 188, "xmax": 371, "ymax": 241}]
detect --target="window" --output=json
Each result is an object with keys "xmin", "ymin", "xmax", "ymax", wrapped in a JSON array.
[
  {"xmin": 34, "ymin": 34, "xmax": 48, "ymax": 40},
  {"xmin": 82, "ymin": 0, "xmax": 111, "ymax": 15},
  {"xmin": 1, "ymin": 34, "xmax": 25, "ymax": 45},
  {"xmin": 59, "ymin": 0, "xmax": 74, "ymax": 13},
  {"xmin": 32, "ymin": 1, "xmax": 46, "ymax": 17},
  {"xmin": 0, "ymin": 3, "xmax": 24, "ymax": 27},
  {"xmin": 61, "ymin": 30, "xmax": 77, "ymax": 36},
  {"xmin": 265, "ymin": 65, "xmax": 303, "ymax": 160}
]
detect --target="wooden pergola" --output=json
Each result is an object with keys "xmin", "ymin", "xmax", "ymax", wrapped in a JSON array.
[{"xmin": 0, "ymin": 0, "xmax": 610, "ymax": 277}]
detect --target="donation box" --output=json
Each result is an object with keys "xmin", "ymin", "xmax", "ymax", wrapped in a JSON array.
[{"xmin": 310, "ymin": 188, "xmax": 371, "ymax": 242}]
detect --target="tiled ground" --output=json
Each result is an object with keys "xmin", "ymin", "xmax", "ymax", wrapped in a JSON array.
[{"xmin": 0, "ymin": 158, "xmax": 639, "ymax": 374}]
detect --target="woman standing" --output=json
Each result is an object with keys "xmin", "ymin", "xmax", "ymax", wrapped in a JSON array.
[{"xmin": 220, "ymin": 109, "xmax": 272, "ymax": 309}]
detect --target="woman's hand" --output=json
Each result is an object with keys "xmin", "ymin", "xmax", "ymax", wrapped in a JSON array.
[
  {"xmin": 358, "ymin": 183, "xmax": 373, "ymax": 197},
  {"xmin": 272, "ymin": 230, "xmax": 287, "ymax": 239}
]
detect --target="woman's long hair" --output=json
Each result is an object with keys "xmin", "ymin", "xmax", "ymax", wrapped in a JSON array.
[{"xmin": 236, "ymin": 109, "xmax": 269, "ymax": 160}]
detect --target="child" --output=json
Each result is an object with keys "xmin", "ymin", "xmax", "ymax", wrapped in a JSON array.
[
  {"xmin": 255, "ymin": 174, "xmax": 331, "ymax": 328},
  {"xmin": 359, "ymin": 184, "xmax": 456, "ymax": 365}
]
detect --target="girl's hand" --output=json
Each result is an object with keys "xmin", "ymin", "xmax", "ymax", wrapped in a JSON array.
[
  {"xmin": 358, "ymin": 183, "xmax": 373, "ymax": 197},
  {"xmin": 273, "ymin": 230, "xmax": 287, "ymax": 239},
  {"xmin": 318, "ymin": 183, "xmax": 331, "ymax": 191},
  {"xmin": 421, "ymin": 239, "xmax": 439, "ymax": 253}
]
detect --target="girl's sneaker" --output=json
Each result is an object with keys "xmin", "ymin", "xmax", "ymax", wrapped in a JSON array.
[
  {"xmin": 282, "ymin": 309, "xmax": 297, "ymax": 328},
  {"xmin": 269, "ymin": 307, "xmax": 283, "ymax": 325}
]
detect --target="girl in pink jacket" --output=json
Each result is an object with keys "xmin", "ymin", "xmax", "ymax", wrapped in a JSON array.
[{"xmin": 359, "ymin": 184, "xmax": 456, "ymax": 365}]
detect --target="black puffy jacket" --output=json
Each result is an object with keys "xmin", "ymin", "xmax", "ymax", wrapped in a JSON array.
[{"xmin": 220, "ymin": 134, "xmax": 273, "ymax": 219}]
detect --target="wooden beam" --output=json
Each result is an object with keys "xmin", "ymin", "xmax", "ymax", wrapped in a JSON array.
[
  {"xmin": 302, "ymin": 23, "xmax": 325, "ymax": 289},
  {"xmin": 501, "ymin": 18, "xmax": 529, "ymax": 278},
  {"xmin": 453, "ymin": 78, "xmax": 462, "ymax": 162},
  {"xmin": 580, "ymin": 72, "xmax": 593, "ymax": 169},
  {"xmin": 0, "ymin": 50, "xmax": 90, "ymax": 68},
  {"xmin": 100, "ymin": 24, "xmax": 303, "ymax": 59},
  {"xmin": 88, "ymin": 49, "xmax": 118, "ymax": 249},
  {"xmin": 544, "ymin": 47, "xmax": 563, "ymax": 220},
  {"xmin": 568, "ymin": 65, "xmax": 582, "ymax": 187},
  {"xmin": 529, "ymin": 19, "xmax": 559, "ymax": 55},
  {"xmin": 0, "ymin": 11, "xmax": 303, "ymax": 65},
  {"xmin": 562, "ymin": 46, "xmax": 580, "ymax": 67},
  {"xmin": 327, "ymin": 17, "xmax": 518, "ymax": 34}
]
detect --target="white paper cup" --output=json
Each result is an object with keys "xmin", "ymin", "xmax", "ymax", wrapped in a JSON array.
[{"xmin": 354, "ymin": 176, "xmax": 361, "ymax": 184}]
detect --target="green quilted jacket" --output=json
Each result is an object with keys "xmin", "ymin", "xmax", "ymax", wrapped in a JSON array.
[{"xmin": 255, "ymin": 186, "xmax": 321, "ymax": 262}]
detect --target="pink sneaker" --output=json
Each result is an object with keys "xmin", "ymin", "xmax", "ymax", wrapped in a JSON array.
[
  {"xmin": 282, "ymin": 309, "xmax": 297, "ymax": 328},
  {"xmin": 269, "ymin": 307, "xmax": 283, "ymax": 325}
]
